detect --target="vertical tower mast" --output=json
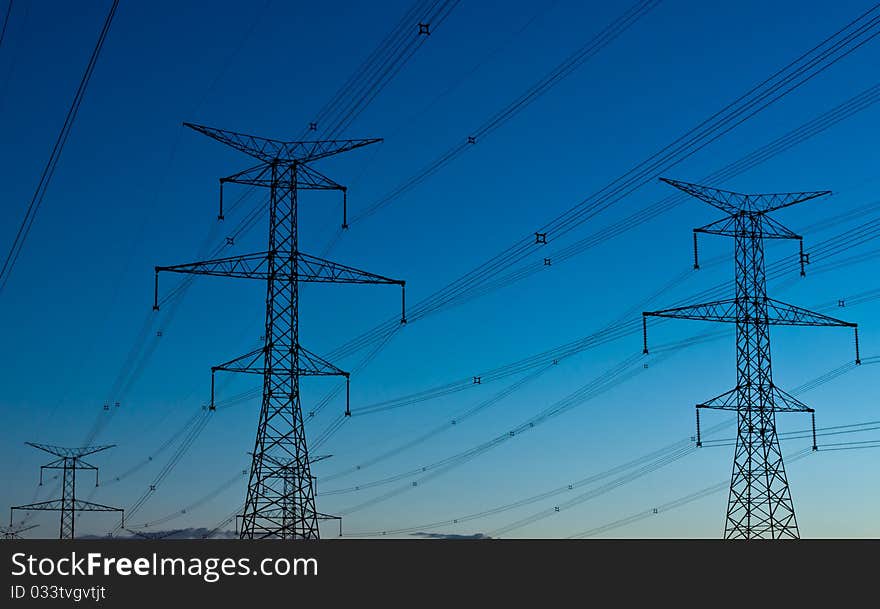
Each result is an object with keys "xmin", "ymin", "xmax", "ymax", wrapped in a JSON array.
[
  {"xmin": 642, "ymin": 178, "xmax": 860, "ymax": 539},
  {"xmin": 154, "ymin": 123, "xmax": 406, "ymax": 539}
]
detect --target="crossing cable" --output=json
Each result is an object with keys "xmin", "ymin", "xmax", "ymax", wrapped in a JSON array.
[
  {"xmin": 326, "ymin": 7, "xmax": 880, "ymax": 361},
  {"xmin": 312, "ymin": 226, "xmax": 880, "ymax": 472},
  {"xmin": 486, "ymin": 355, "xmax": 875, "ymax": 537},
  {"xmin": 454, "ymin": 84, "xmax": 880, "ymax": 305},
  {"xmin": 569, "ymin": 432, "xmax": 880, "ymax": 538},
  {"xmin": 346, "ymin": 207, "xmax": 880, "ymax": 419},
  {"xmin": 0, "ymin": 0, "xmax": 120, "ymax": 294},
  {"xmin": 322, "ymin": 364, "xmax": 556, "ymax": 484},
  {"xmin": 110, "ymin": 411, "xmax": 214, "ymax": 533},
  {"xmin": 568, "ymin": 448, "xmax": 814, "ymax": 538},
  {"xmin": 92, "ymin": 372, "xmax": 260, "ymax": 528},
  {"xmin": 326, "ymin": 335, "xmax": 723, "ymax": 514},
  {"xmin": 325, "ymin": 285, "xmax": 878, "ymax": 520},
  {"xmin": 348, "ymin": 0, "xmax": 664, "ymax": 224},
  {"xmin": 165, "ymin": 355, "xmax": 878, "ymax": 539},
  {"xmin": 331, "ymin": 0, "xmax": 563, "ymax": 219},
  {"xmin": 344, "ymin": 420, "xmax": 732, "ymax": 537},
  {"xmin": 489, "ymin": 416, "xmax": 879, "ymax": 537},
  {"xmin": 128, "ymin": 468, "xmax": 248, "ymax": 530},
  {"xmin": 78, "ymin": 0, "xmax": 448, "ymax": 443},
  {"xmin": 317, "ymin": 0, "xmax": 461, "ymax": 140},
  {"xmin": 129, "ymin": 11, "xmax": 876, "ymax": 452},
  {"xmin": 0, "ymin": 0, "xmax": 12, "ymax": 51},
  {"xmin": 202, "ymin": 504, "xmax": 245, "ymax": 539},
  {"xmin": 218, "ymin": 214, "xmax": 880, "ymax": 507}
]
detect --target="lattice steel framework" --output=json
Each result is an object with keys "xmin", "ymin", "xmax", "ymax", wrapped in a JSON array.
[
  {"xmin": 642, "ymin": 178, "xmax": 860, "ymax": 539},
  {"xmin": 10, "ymin": 443, "xmax": 123, "ymax": 539},
  {"xmin": 154, "ymin": 123, "xmax": 405, "ymax": 539},
  {"xmin": 1, "ymin": 524, "xmax": 38, "ymax": 540}
]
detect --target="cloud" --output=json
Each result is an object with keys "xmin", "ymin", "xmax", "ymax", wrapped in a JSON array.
[
  {"xmin": 409, "ymin": 532, "xmax": 491, "ymax": 540},
  {"xmin": 79, "ymin": 527, "xmax": 238, "ymax": 540}
]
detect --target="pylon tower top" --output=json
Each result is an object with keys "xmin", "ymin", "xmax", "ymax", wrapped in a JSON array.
[
  {"xmin": 183, "ymin": 122, "xmax": 382, "ymax": 164},
  {"xmin": 660, "ymin": 177, "xmax": 831, "ymax": 215},
  {"xmin": 25, "ymin": 442, "xmax": 114, "ymax": 460}
]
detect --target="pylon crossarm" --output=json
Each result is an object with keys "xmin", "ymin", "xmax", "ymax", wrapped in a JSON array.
[
  {"xmin": 1, "ymin": 524, "xmax": 39, "ymax": 538},
  {"xmin": 156, "ymin": 252, "xmax": 271, "ymax": 280},
  {"xmin": 696, "ymin": 214, "xmax": 802, "ymax": 240},
  {"xmin": 11, "ymin": 500, "xmax": 64, "ymax": 512},
  {"xmin": 222, "ymin": 163, "xmax": 274, "ymax": 187},
  {"xmin": 297, "ymin": 252, "xmax": 402, "ymax": 285},
  {"xmin": 697, "ymin": 387, "xmax": 739, "ymax": 411},
  {"xmin": 660, "ymin": 177, "xmax": 830, "ymax": 214},
  {"xmin": 213, "ymin": 347, "xmax": 265, "ymax": 375},
  {"xmin": 210, "ymin": 347, "xmax": 265, "ymax": 410},
  {"xmin": 758, "ymin": 215, "xmax": 802, "ymax": 240},
  {"xmin": 39, "ymin": 457, "xmax": 66, "ymax": 471},
  {"xmin": 25, "ymin": 443, "xmax": 114, "ymax": 459},
  {"xmin": 157, "ymin": 252, "xmax": 401, "ymax": 284},
  {"xmin": 184, "ymin": 122, "xmax": 382, "ymax": 164},
  {"xmin": 153, "ymin": 252, "xmax": 272, "ymax": 309},
  {"xmin": 694, "ymin": 216, "xmax": 738, "ymax": 237},
  {"xmin": 765, "ymin": 299, "xmax": 856, "ymax": 327},
  {"xmin": 644, "ymin": 298, "xmax": 738, "ymax": 322},
  {"xmin": 771, "ymin": 386, "xmax": 813, "ymax": 413},
  {"xmin": 72, "ymin": 500, "xmax": 124, "ymax": 513},
  {"xmin": 299, "ymin": 345, "xmax": 348, "ymax": 377},
  {"xmin": 316, "ymin": 512, "xmax": 341, "ymax": 521},
  {"xmin": 72, "ymin": 459, "xmax": 98, "ymax": 470},
  {"xmin": 211, "ymin": 345, "xmax": 347, "ymax": 377},
  {"xmin": 297, "ymin": 163, "xmax": 346, "ymax": 191}
]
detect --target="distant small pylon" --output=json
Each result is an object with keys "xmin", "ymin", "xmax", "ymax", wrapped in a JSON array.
[{"xmin": 10, "ymin": 443, "xmax": 124, "ymax": 539}]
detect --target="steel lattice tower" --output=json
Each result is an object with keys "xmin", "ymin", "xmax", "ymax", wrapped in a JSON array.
[
  {"xmin": 642, "ymin": 178, "xmax": 860, "ymax": 539},
  {"xmin": 154, "ymin": 123, "xmax": 405, "ymax": 539},
  {"xmin": 10, "ymin": 443, "xmax": 123, "ymax": 539}
]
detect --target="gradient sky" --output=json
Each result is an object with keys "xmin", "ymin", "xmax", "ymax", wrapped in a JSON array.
[{"xmin": 1, "ymin": 0, "xmax": 880, "ymax": 539}]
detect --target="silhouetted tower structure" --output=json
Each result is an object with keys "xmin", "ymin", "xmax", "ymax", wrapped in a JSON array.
[
  {"xmin": 154, "ymin": 123, "xmax": 406, "ymax": 539},
  {"xmin": 10, "ymin": 443, "xmax": 124, "ymax": 539},
  {"xmin": 1, "ymin": 524, "xmax": 38, "ymax": 539},
  {"xmin": 642, "ymin": 178, "xmax": 860, "ymax": 539}
]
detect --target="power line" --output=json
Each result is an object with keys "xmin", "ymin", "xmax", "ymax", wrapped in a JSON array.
[
  {"xmin": 0, "ymin": 0, "xmax": 120, "ymax": 294},
  {"xmin": 325, "ymin": 6, "xmax": 880, "ymax": 363},
  {"xmin": 0, "ymin": 0, "xmax": 12, "ymax": 51},
  {"xmin": 349, "ymin": 0, "xmax": 664, "ymax": 225},
  {"xmin": 76, "ymin": 0, "xmax": 459, "ymax": 452},
  {"xmin": 568, "ymin": 448, "xmax": 814, "ymax": 539},
  {"xmin": 325, "ymin": 285, "xmax": 879, "ymax": 527},
  {"xmin": 345, "ymin": 201, "xmax": 880, "ymax": 420},
  {"xmin": 312, "ymin": 227, "xmax": 880, "ymax": 477}
]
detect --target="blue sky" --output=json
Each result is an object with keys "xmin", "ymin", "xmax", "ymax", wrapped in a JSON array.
[{"xmin": 1, "ymin": 0, "xmax": 879, "ymax": 539}]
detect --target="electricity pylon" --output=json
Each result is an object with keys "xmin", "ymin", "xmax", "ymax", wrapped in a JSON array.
[
  {"xmin": 154, "ymin": 123, "xmax": 406, "ymax": 539},
  {"xmin": 642, "ymin": 178, "xmax": 860, "ymax": 539},
  {"xmin": 10, "ymin": 443, "xmax": 124, "ymax": 539}
]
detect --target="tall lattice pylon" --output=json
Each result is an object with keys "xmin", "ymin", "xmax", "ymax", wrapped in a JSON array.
[
  {"xmin": 154, "ymin": 123, "xmax": 406, "ymax": 539},
  {"xmin": 642, "ymin": 178, "xmax": 860, "ymax": 539},
  {"xmin": 10, "ymin": 443, "xmax": 123, "ymax": 539}
]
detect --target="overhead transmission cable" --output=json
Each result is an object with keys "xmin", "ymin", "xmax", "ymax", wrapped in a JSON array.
[
  {"xmin": 80, "ymin": 0, "xmax": 454, "ymax": 444},
  {"xmin": 0, "ymin": 0, "xmax": 12, "ymax": 51},
  {"xmin": 0, "ymin": 0, "xmax": 120, "ymax": 294},
  {"xmin": 325, "ymin": 7, "xmax": 880, "ymax": 363}
]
